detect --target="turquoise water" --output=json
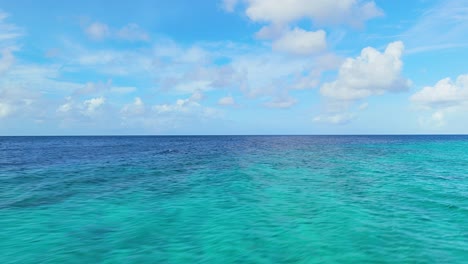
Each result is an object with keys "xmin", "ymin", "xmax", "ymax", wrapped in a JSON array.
[{"xmin": 1, "ymin": 136, "xmax": 467, "ymax": 263}]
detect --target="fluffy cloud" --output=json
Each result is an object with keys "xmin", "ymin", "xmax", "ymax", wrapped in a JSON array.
[
  {"xmin": 72, "ymin": 48, "xmax": 153, "ymax": 76},
  {"xmin": 313, "ymin": 112, "xmax": 355, "ymax": 125},
  {"xmin": 71, "ymin": 80, "xmax": 136, "ymax": 96},
  {"xmin": 411, "ymin": 74, "xmax": 468, "ymax": 127},
  {"xmin": 222, "ymin": 0, "xmax": 239, "ymax": 12},
  {"xmin": 85, "ymin": 22, "xmax": 110, "ymax": 40},
  {"xmin": 65, "ymin": 37, "xmax": 330, "ymax": 110},
  {"xmin": 233, "ymin": 51, "xmax": 314, "ymax": 95},
  {"xmin": 153, "ymin": 91, "xmax": 204, "ymax": 114},
  {"xmin": 0, "ymin": 48, "xmax": 14, "ymax": 74},
  {"xmin": 122, "ymin": 91, "xmax": 209, "ymax": 117},
  {"xmin": 314, "ymin": 41, "xmax": 410, "ymax": 125},
  {"xmin": 119, "ymin": 91, "xmax": 223, "ymax": 131},
  {"xmin": 0, "ymin": 5, "xmax": 388, "ymax": 132},
  {"xmin": 272, "ymin": 28, "xmax": 326, "ymax": 55},
  {"xmin": 245, "ymin": 0, "xmax": 382, "ymax": 27},
  {"xmin": 57, "ymin": 97, "xmax": 106, "ymax": 117},
  {"xmin": 239, "ymin": 1, "xmax": 371, "ymax": 56},
  {"xmin": 218, "ymin": 95, "xmax": 236, "ymax": 106},
  {"xmin": 0, "ymin": 84, "xmax": 43, "ymax": 120},
  {"xmin": 222, "ymin": 47, "xmax": 344, "ymax": 108},
  {"xmin": 85, "ymin": 22, "xmax": 150, "ymax": 42},
  {"xmin": 83, "ymin": 97, "xmax": 105, "ymax": 114},
  {"xmin": 228, "ymin": 0, "xmax": 382, "ymax": 68},
  {"xmin": 159, "ymin": 64, "xmax": 242, "ymax": 94},
  {"xmin": 73, "ymin": 80, "xmax": 112, "ymax": 96},
  {"xmin": 417, "ymin": 111, "xmax": 447, "ymax": 128},
  {"xmin": 68, "ymin": 40, "xmax": 240, "ymax": 92},
  {"xmin": 411, "ymin": 75, "xmax": 468, "ymax": 109},
  {"xmin": 116, "ymin": 23, "xmax": 150, "ymax": 42},
  {"xmin": 0, "ymin": 102, "xmax": 11, "ymax": 118},
  {"xmin": 320, "ymin": 41, "xmax": 411, "ymax": 101},
  {"xmin": 57, "ymin": 99, "xmax": 72, "ymax": 113},
  {"xmin": 121, "ymin": 97, "xmax": 145, "ymax": 117},
  {"xmin": 263, "ymin": 95, "xmax": 297, "ymax": 109}
]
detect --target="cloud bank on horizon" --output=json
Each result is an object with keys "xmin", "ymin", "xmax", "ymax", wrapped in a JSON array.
[{"xmin": 0, "ymin": 0, "xmax": 467, "ymax": 135}]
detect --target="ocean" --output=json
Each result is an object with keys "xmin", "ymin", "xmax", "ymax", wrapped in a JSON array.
[{"xmin": 0, "ymin": 136, "xmax": 467, "ymax": 263}]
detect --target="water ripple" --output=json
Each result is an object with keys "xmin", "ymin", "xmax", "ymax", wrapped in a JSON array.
[{"xmin": 0, "ymin": 136, "xmax": 467, "ymax": 263}]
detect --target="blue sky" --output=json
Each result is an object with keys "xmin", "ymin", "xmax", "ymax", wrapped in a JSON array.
[{"xmin": 1, "ymin": 0, "xmax": 468, "ymax": 135}]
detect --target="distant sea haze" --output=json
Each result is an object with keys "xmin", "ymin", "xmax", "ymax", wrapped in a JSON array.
[{"xmin": 1, "ymin": 135, "xmax": 467, "ymax": 263}]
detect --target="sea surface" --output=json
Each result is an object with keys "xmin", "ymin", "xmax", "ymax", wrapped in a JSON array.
[{"xmin": 0, "ymin": 136, "xmax": 467, "ymax": 263}]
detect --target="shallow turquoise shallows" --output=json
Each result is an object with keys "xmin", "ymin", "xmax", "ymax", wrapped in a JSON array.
[{"xmin": 0, "ymin": 136, "xmax": 467, "ymax": 263}]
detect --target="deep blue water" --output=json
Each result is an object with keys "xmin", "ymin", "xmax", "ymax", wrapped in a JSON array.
[{"xmin": 1, "ymin": 136, "xmax": 467, "ymax": 263}]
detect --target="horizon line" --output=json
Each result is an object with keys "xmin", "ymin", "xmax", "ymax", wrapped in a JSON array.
[{"xmin": 1, "ymin": 134, "xmax": 468, "ymax": 137}]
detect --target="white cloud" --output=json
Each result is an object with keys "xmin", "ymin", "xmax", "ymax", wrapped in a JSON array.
[
  {"xmin": 0, "ymin": 10, "xmax": 23, "ymax": 44},
  {"xmin": 120, "ymin": 97, "xmax": 153, "ymax": 129},
  {"xmin": 68, "ymin": 40, "xmax": 232, "ymax": 89},
  {"xmin": 315, "ymin": 41, "xmax": 410, "ymax": 125},
  {"xmin": 121, "ymin": 97, "xmax": 145, "ymax": 117},
  {"xmin": 272, "ymin": 28, "xmax": 326, "ymax": 55},
  {"xmin": 232, "ymin": 1, "xmax": 382, "ymax": 56},
  {"xmin": 149, "ymin": 40, "xmax": 328, "ymax": 109},
  {"xmin": 0, "ymin": 102, "xmax": 11, "ymax": 118},
  {"xmin": 417, "ymin": 110, "xmax": 451, "ymax": 129},
  {"xmin": 403, "ymin": 0, "xmax": 468, "ymax": 54},
  {"xmin": 57, "ymin": 98, "xmax": 72, "ymax": 113},
  {"xmin": 431, "ymin": 111, "xmax": 445, "ymax": 126},
  {"xmin": 411, "ymin": 74, "xmax": 468, "ymax": 127},
  {"xmin": 218, "ymin": 95, "xmax": 236, "ymax": 106},
  {"xmin": 255, "ymin": 24, "xmax": 286, "ymax": 40},
  {"xmin": 151, "ymin": 91, "xmax": 221, "ymax": 120},
  {"xmin": 45, "ymin": 48, "xmax": 60, "ymax": 58},
  {"xmin": 152, "ymin": 43, "xmax": 244, "ymax": 93},
  {"xmin": 73, "ymin": 48, "xmax": 153, "ymax": 76},
  {"xmin": 0, "ymin": 11, "xmax": 22, "ymax": 75},
  {"xmin": 358, "ymin": 102, "xmax": 368, "ymax": 110},
  {"xmin": 85, "ymin": 21, "xmax": 150, "ymax": 42},
  {"xmin": 153, "ymin": 91, "xmax": 204, "ymax": 114},
  {"xmin": 57, "ymin": 97, "xmax": 106, "ymax": 117},
  {"xmin": 0, "ymin": 61, "xmax": 83, "ymax": 123},
  {"xmin": 70, "ymin": 79, "xmax": 135, "ymax": 96},
  {"xmin": 428, "ymin": 111, "xmax": 446, "ymax": 128},
  {"xmin": 0, "ymin": 13, "xmax": 226, "ymax": 132},
  {"xmin": 103, "ymin": 39, "xmax": 329, "ymax": 109},
  {"xmin": 119, "ymin": 92, "xmax": 223, "ymax": 131},
  {"xmin": 314, "ymin": 112, "xmax": 355, "ymax": 125},
  {"xmin": 232, "ymin": 51, "xmax": 310, "ymax": 97},
  {"xmin": 244, "ymin": 0, "xmax": 382, "ymax": 27},
  {"xmin": 73, "ymin": 80, "xmax": 112, "ymax": 96},
  {"xmin": 232, "ymin": 0, "xmax": 382, "ymax": 61},
  {"xmin": 110, "ymin": 86, "xmax": 136, "ymax": 94},
  {"xmin": 263, "ymin": 95, "xmax": 297, "ymax": 109},
  {"xmin": 0, "ymin": 84, "xmax": 43, "ymax": 120},
  {"xmin": 0, "ymin": 48, "xmax": 14, "ymax": 74},
  {"xmin": 411, "ymin": 75, "xmax": 468, "ymax": 109},
  {"xmin": 116, "ymin": 23, "xmax": 150, "ymax": 42},
  {"xmin": 222, "ymin": 0, "xmax": 239, "ymax": 12},
  {"xmin": 85, "ymin": 22, "xmax": 110, "ymax": 41},
  {"xmin": 320, "ymin": 41, "xmax": 411, "ymax": 101},
  {"xmin": 0, "ymin": 11, "xmax": 7, "ymax": 21},
  {"xmin": 65, "ymin": 39, "xmax": 328, "ymax": 111},
  {"xmin": 83, "ymin": 97, "xmax": 105, "ymax": 114}
]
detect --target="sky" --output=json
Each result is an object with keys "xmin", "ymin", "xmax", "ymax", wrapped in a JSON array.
[{"xmin": 0, "ymin": 0, "xmax": 468, "ymax": 135}]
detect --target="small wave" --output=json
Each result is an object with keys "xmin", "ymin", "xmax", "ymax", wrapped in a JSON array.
[{"xmin": 156, "ymin": 149, "xmax": 179, "ymax": 155}]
